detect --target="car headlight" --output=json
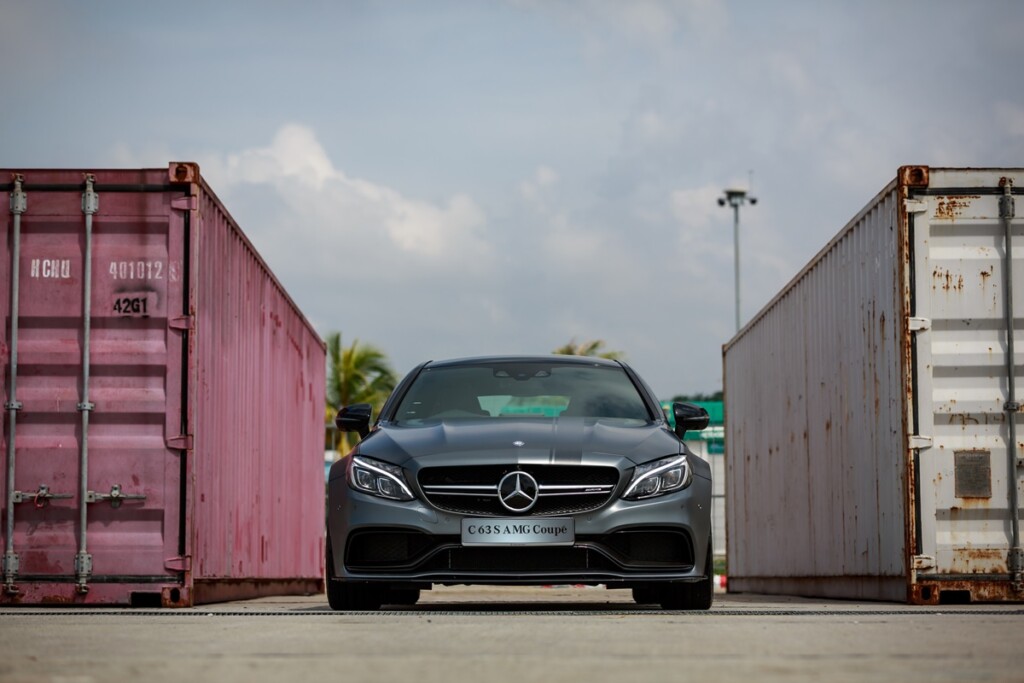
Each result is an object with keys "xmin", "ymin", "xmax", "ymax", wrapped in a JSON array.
[
  {"xmin": 622, "ymin": 455, "xmax": 692, "ymax": 500},
  {"xmin": 348, "ymin": 455, "xmax": 415, "ymax": 501}
]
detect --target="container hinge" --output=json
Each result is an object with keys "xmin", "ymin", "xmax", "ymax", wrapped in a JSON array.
[
  {"xmin": 10, "ymin": 484, "xmax": 73, "ymax": 508},
  {"xmin": 3, "ymin": 551, "xmax": 20, "ymax": 593},
  {"xmin": 1000, "ymin": 180, "xmax": 1016, "ymax": 220},
  {"xmin": 81, "ymin": 176, "xmax": 99, "ymax": 215},
  {"xmin": 164, "ymin": 555, "xmax": 192, "ymax": 572},
  {"xmin": 908, "ymin": 317, "xmax": 931, "ymax": 332},
  {"xmin": 85, "ymin": 484, "xmax": 146, "ymax": 509},
  {"xmin": 166, "ymin": 434, "xmax": 193, "ymax": 450},
  {"xmin": 169, "ymin": 315, "xmax": 194, "ymax": 331},
  {"xmin": 904, "ymin": 198, "xmax": 928, "ymax": 214},
  {"xmin": 1009, "ymin": 548, "xmax": 1024, "ymax": 593},
  {"xmin": 74, "ymin": 551, "xmax": 92, "ymax": 593},
  {"xmin": 10, "ymin": 175, "xmax": 26, "ymax": 214},
  {"xmin": 909, "ymin": 435, "xmax": 933, "ymax": 450},
  {"xmin": 912, "ymin": 554, "xmax": 936, "ymax": 570},
  {"xmin": 171, "ymin": 195, "xmax": 198, "ymax": 211}
]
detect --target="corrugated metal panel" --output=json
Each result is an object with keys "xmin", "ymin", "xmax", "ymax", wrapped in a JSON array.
[
  {"xmin": 724, "ymin": 166, "xmax": 1024, "ymax": 603},
  {"xmin": 909, "ymin": 169, "xmax": 1023, "ymax": 602},
  {"xmin": 725, "ymin": 179, "xmax": 908, "ymax": 599},
  {"xmin": 187, "ymin": 171, "xmax": 326, "ymax": 594},
  {"xmin": 1, "ymin": 165, "xmax": 325, "ymax": 606}
]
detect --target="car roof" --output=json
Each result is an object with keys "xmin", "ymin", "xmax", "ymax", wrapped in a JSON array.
[{"xmin": 421, "ymin": 355, "xmax": 625, "ymax": 369}]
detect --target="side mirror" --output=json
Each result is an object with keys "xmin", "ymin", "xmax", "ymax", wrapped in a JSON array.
[
  {"xmin": 672, "ymin": 402, "xmax": 709, "ymax": 439},
  {"xmin": 335, "ymin": 403, "xmax": 373, "ymax": 439}
]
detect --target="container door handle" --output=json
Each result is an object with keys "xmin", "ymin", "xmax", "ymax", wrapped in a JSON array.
[
  {"xmin": 85, "ymin": 484, "xmax": 147, "ymax": 509},
  {"xmin": 10, "ymin": 484, "xmax": 74, "ymax": 509}
]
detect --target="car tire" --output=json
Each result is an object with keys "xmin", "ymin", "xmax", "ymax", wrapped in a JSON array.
[
  {"xmin": 631, "ymin": 586, "xmax": 659, "ymax": 605},
  {"xmin": 658, "ymin": 539, "xmax": 714, "ymax": 611},
  {"xmin": 325, "ymin": 533, "xmax": 384, "ymax": 611},
  {"xmin": 327, "ymin": 580, "xmax": 385, "ymax": 610},
  {"xmin": 387, "ymin": 588, "xmax": 421, "ymax": 606}
]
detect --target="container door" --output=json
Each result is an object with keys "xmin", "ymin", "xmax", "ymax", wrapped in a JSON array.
[
  {"xmin": 910, "ymin": 170, "xmax": 1023, "ymax": 597},
  {"xmin": 1, "ymin": 173, "xmax": 188, "ymax": 603}
]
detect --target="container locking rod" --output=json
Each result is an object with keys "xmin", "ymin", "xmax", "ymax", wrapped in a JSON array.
[
  {"xmin": 11, "ymin": 484, "xmax": 74, "ymax": 509},
  {"xmin": 86, "ymin": 484, "xmax": 147, "ymax": 509},
  {"xmin": 3, "ymin": 175, "xmax": 27, "ymax": 594},
  {"xmin": 1000, "ymin": 178, "xmax": 1022, "ymax": 593},
  {"xmin": 74, "ymin": 174, "xmax": 99, "ymax": 595}
]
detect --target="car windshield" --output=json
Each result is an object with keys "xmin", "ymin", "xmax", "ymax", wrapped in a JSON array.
[{"xmin": 392, "ymin": 361, "xmax": 652, "ymax": 424}]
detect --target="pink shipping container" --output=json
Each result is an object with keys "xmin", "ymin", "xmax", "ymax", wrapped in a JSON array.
[
  {"xmin": 1, "ymin": 163, "xmax": 326, "ymax": 606},
  {"xmin": 723, "ymin": 166, "xmax": 1023, "ymax": 604}
]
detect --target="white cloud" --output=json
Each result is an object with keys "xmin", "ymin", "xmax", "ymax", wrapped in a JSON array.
[
  {"xmin": 387, "ymin": 192, "xmax": 485, "ymax": 256},
  {"xmin": 211, "ymin": 124, "xmax": 491, "ymax": 268},
  {"xmin": 6, "ymin": 1, "xmax": 1020, "ymax": 397},
  {"xmin": 224, "ymin": 124, "xmax": 335, "ymax": 189}
]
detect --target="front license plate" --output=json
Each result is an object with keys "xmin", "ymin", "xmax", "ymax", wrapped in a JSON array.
[{"xmin": 461, "ymin": 518, "xmax": 575, "ymax": 546}]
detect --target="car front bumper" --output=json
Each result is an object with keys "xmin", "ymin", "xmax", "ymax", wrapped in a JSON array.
[{"xmin": 326, "ymin": 473, "xmax": 713, "ymax": 587}]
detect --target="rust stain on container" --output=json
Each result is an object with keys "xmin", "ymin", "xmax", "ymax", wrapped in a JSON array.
[
  {"xmin": 724, "ymin": 166, "xmax": 1024, "ymax": 605},
  {"xmin": 169, "ymin": 161, "xmax": 199, "ymax": 184},
  {"xmin": 933, "ymin": 196, "xmax": 979, "ymax": 221},
  {"xmin": 932, "ymin": 266, "xmax": 964, "ymax": 291},
  {"xmin": 910, "ymin": 580, "xmax": 1022, "ymax": 604},
  {"xmin": 900, "ymin": 165, "xmax": 930, "ymax": 187}
]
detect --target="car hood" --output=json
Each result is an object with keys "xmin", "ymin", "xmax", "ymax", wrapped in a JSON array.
[{"xmin": 355, "ymin": 417, "xmax": 684, "ymax": 468}]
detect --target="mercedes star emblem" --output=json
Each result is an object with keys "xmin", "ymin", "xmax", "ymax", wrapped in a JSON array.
[{"xmin": 497, "ymin": 471, "xmax": 539, "ymax": 513}]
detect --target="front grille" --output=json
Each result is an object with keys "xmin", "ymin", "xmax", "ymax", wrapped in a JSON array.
[
  {"xmin": 344, "ymin": 530, "xmax": 695, "ymax": 575},
  {"xmin": 418, "ymin": 464, "xmax": 620, "ymax": 516}
]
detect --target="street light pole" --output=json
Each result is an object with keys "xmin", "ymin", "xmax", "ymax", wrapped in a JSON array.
[{"xmin": 718, "ymin": 188, "xmax": 757, "ymax": 333}]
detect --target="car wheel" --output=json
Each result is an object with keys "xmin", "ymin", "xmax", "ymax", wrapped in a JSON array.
[
  {"xmin": 387, "ymin": 588, "xmax": 421, "ymax": 606},
  {"xmin": 327, "ymin": 580, "xmax": 385, "ymax": 610},
  {"xmin": 659, "ymin": 539, "xmax": 714, "ymax": 611},
  {"xmin": 631, "ymin": 586, "xmax": 659, "ymax": 605},
  {"xmin": 325, "ymin": 533, "xmax": 384, "ymax": 611}
]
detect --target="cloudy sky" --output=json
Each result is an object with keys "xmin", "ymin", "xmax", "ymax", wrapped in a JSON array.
[{"xmin": 3, "ymin": 0, "xmax": 1023, "ymax": 398}]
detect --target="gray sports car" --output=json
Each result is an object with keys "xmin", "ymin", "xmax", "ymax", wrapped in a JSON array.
[{"xmin": 326, "ymin": 355, "xmax": 713, "ymax": 610}]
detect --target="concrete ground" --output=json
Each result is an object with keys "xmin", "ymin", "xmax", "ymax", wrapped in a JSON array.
[{"xmin": 1, "ymin": 586, "xmax": 1021, "ymax": 683}]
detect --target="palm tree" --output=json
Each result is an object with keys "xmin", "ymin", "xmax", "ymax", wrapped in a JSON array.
[
  {"xmin": 552, "ymin": 338, "xmax": 624, "ymax": 360},
  {"xmin": 325, "ymin": 332, "xmax": 397, "ymax": 455}
]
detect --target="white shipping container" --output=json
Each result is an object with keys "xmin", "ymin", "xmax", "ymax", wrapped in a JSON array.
[{"xmin": 724, "ymin": 166, "xmax": 1023, "ymax": 604}]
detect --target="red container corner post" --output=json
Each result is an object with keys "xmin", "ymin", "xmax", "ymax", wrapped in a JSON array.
[{"xmin": 1, "ymin": 163, "xmax": 326, "ymax": 606}]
